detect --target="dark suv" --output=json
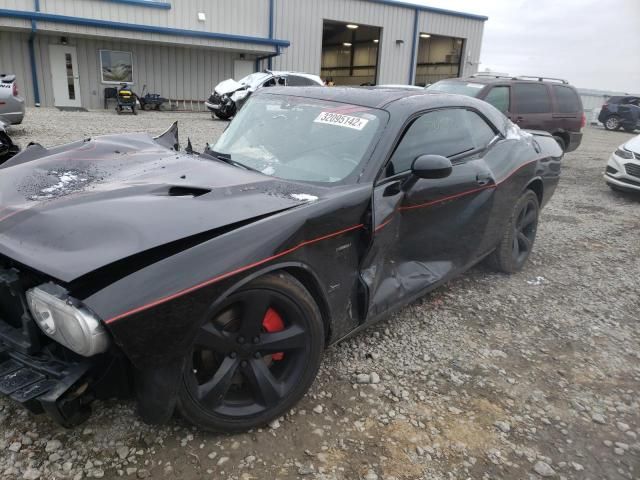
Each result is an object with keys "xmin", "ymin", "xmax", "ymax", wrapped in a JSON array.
[
  {"xmin": 598, "ymin": 96, "xmax": 640, "ymax": 132},
  {"xmin": 427, "ymin": 75, "xmax": 585, "ymax": 152}
]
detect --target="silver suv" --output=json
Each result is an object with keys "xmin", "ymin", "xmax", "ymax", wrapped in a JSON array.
[{"xmin": 0, "ymin": 74, "xmax": 26, "ymax": 125}]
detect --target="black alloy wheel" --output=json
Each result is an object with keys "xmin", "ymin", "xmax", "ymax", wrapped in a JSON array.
[
  {"xmin": 487, "ymin": 189, "xmax": 540, "ymax": 273},
  {"xmin": 177, "ymin": 272, "xmax": 324, "ymax": 432},
  {"xmin": 511, "ymin": 195, "xmax": 538, "ymax": 266}
]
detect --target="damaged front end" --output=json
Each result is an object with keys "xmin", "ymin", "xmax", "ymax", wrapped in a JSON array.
[
  {"xmin": 0, "ymin": 266, "xmax": 129, "ymax": 427},
  {"xmin": 0, "ymin": 118, "xmax": 20, "ymax": 166}
]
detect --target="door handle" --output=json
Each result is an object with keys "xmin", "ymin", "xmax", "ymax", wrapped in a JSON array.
[{"xmin": 476, "ymin": 174, "xmax": 492, "ymax": 186}]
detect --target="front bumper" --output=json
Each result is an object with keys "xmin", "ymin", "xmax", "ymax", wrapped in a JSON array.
[
  {"xmin": 0, "ymin": 267, "xmax": 129, "ymax": 426},
  {"xmin": 1, "ymin": 95, "xmax": 26, "ymax": 124},
  {"xmin": 604, "ymin": 151, "xmax": 640, "ymax": 192},
  {"xmin": 0, "ymin": 344, "xmax": 93, "ymax": 426}
]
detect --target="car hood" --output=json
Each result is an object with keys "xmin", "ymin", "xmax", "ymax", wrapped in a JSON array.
[
  {"xmin": 214, "ymin": 79, "xmax": 245, "ymax": 95},
  {"xmin": 624, "ymin": 134, "xmax": 640, "ymax": 154},
  {"xmin": 0, "ymin": 128, "xmax": 315, "ymax": 282}
]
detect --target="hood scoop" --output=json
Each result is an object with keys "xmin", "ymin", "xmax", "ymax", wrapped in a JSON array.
[{"xmin": 167, "ymin": 186, "xmax": 211, "ymax": 197}]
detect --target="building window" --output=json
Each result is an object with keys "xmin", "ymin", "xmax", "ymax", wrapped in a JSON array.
[{"xmin": 99, "ymin": 50, "xmax": 133, "ymax": 84}]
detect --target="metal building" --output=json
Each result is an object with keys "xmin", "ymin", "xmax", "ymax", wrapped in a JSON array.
[{"xmin": 0, "ymin": 0, "xmax": 486, "ymax": 110}]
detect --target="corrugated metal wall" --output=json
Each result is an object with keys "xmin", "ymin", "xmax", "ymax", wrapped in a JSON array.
[
  {"xmin": 1, "ymin": 31, "xmax": 237, "ymax": 109},
  {"xmin": 0, "ymin": 0, "xmax": 486, "ymax": 107},
  {"xmin": 273, "ymin": 0, "xmax": 415, "ymax": 85},
  {"xmin": 273, "ymin": 0, "xmax": 483, "ymax": 84}
]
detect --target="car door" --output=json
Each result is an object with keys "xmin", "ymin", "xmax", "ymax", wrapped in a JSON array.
[
  {"xmin": 511, "ymin": 82, "xmax": 554, "ymax": 131},
  {"xmin": 361, "ymin": 108, "xmax": 500, "ymax": 318}
]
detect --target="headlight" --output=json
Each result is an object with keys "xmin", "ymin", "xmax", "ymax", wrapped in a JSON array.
[
  {"xmin": 615, "ymin": 148, "xmax": 634, "ymax": 160},
  {"xmin": 26, "ymin": 285, "xmax": 110, "ymax": 357}
]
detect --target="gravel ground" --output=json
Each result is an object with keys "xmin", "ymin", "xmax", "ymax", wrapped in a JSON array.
[{"xmin": 1, "ymin": 108, "xmax": 639, "ymax": 480}]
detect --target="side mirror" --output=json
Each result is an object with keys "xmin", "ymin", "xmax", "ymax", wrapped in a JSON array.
[{"xmin": 411, "ymin": 154, "xmax": 452, "ymax": 179}]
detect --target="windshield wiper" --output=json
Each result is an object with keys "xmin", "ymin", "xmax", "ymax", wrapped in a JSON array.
[{"xmin": 202, "ymin": 148, "xmax": 264, "ymax": 174}]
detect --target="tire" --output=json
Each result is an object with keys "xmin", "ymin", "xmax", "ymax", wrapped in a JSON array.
[
  {"xmin": 487, "ymin": 190, "xmax": 540, "ymax": 273},
  {"xmin": 177, "ymin": 272, "xmax": 324, "ymax": 432},
  {"xmin": 142, "ymin": 103, "xmax": 153, "ymax": 111},
  {"xmin": 604, "ymin": 115, "xmax": 621, "ymax": 131},
  {"xmin": 553, "ymin": 135, "xmax": 566, "ymax": 152},
  {"xmin": 132, "ymin": 106, "xmax": 137, "ymax": 115}
]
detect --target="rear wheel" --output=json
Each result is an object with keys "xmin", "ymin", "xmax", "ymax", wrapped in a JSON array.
[
  {"xmin": 177, "ymin": 272, "xmax": 324, "ymax": 432},
  {"xmin": 142, "ymin": 103, "xmax": 153, "ymax": 111},
  {"xmin": 604, "ymin": 115, "xmax": 621, "ymax": 131},
  {"xmin": 487, "ymin": 190, "xmax": 539, "ymax": 273}
]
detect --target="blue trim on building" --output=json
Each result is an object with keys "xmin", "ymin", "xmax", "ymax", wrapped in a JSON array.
[
  {"xmin": 365, "ymin": 0, "xmax": 488, "ymax": 21},
  {"xmin": 268, "ymin": 0, "xmax": 275, "ymax": 69},
  {"xmin": 408, "ymin": 8, "xmax": 418, "ymax": 85},
  {"xmin": 29, "ymin": 0, "xmax": 41, "ymax": 106},
  {"xmin": 0, "ymin": 9, "xmax": 290, "ymax": 48},
  {"xmin": 104, "ymin": 0, "xmax": 171, "ymax": 9}
]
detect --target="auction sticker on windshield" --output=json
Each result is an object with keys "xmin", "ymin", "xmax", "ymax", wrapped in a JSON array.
[{"xmin": 314, "ymin": 111, "xmax": 369, "ymax": 130}]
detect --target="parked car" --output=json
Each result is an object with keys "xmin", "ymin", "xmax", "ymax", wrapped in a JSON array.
[
  {"xmin": 598, "ymin": 96, "xmax": 640, "ymax": 132},
  {"xmin": 0, "ymin": 88, "xmax": 562, "ymax": 431},
  {"xmin": 205, "ymin": 70, "xmax": 323, "ymax": 120},
  {"xmin": 604, "ymin": 133, "xmax": 640, "ymax": 193},
  {"xmin": 427, "ymin": 75, "xmax": 585, "ymax": 152},
  {"xmin": 0, "ymin": 74, "xmax": 25, "ymax": 125},
  {"xmin": 0, "ymin": 116, "xmax": 19, "ymax": 164}
]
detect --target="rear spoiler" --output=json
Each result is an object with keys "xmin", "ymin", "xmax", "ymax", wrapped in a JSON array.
[{"xmin": 0, "ymin": 74, "xmax": 16, "ymax": 83}]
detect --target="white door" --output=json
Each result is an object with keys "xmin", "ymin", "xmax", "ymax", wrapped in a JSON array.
[
  {"xmin": 49, "ymin": 45, "xmax": 82, "ymax": 107},
  {"xmin": 233, "ymin": 60, "xmax": 255, "ymax": 80}
]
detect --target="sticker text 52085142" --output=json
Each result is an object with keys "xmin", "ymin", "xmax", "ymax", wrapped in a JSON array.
[{"xmin": 314, "ymin": 112, "xmax": 369, "ymax": 131}]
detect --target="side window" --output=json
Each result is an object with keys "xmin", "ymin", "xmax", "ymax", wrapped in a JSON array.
[
  {"xmin": 287, "ymin": 75, "xmax": 316, "ymax": 86},
  {"xmin": 387, "ymin": 109, "xmax": 475, "ymax": 176},
  {"xmin": 483, "ymin": 86, "xmax": 510, "ymax": 113},
  {"xmin": 464, "ymin": 110, "xmax": 497, "ymax": 149},
  {"xmin": 513, "ymin": 83, "xmax": 551, "ymax": 114},
  {"xmin": 552, "ymin": 85, "xmax": 581, "ymax": 113},
  {"xmin": 262, "ymin": 78, "xmax": 276, "ymax": 87}
]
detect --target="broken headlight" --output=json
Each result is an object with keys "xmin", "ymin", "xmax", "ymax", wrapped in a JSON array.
[{"xmin": 26, "ymin": 285, "xmax": 110, "ymax": 357}]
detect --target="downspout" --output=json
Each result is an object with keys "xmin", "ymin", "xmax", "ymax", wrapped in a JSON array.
[
  {"xmin": 408, "ymin": 8, "xmax": 418, "ymax": 85},
  {"xmin": 267, "ymin": 0, "xmax": 275, "ymax": 70},
  {"xmin": 29, "ymin": 0, "xmax": 41, "ymax": 106}
]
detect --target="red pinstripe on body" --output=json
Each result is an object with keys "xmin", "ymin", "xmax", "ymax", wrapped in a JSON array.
[
  {"xmin": 104, "ymin": 223, "xmax": 364, "ymax": 324},
  {"xmin": 374, "ymin": 159, "xmax": 538, "ymax": 230}
]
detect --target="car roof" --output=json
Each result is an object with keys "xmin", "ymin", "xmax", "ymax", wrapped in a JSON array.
[{"xmin": 254, "ymin": 86, "xmax": 508, "ymax": 134}]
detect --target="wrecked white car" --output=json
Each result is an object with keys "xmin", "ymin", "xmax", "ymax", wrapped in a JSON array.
[{"xmin": 204, "ymin": 70, "xmax": 323, "ymax": 120}]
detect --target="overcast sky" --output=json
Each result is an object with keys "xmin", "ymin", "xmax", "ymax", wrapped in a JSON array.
[{"xmin": 410, "ymin": 0, "xmax": 640, "ymax": 93}]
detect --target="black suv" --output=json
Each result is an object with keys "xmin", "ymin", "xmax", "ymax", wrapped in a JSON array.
[
  {"xmin": 427, "ymin": 75, "xmax": 585, "ymax": 152},
  {"xmin": 598, "ymin": 96, "xmax": 640, "ymax": 132}
]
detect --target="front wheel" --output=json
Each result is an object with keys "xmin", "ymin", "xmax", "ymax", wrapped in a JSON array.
[
  {"xmin": 487, "ymin": 190, "xmax": 540, "ymax": 273},
  {"xmin": 177, "ymin": 272, "xmax": 324, "ymax": 432}
]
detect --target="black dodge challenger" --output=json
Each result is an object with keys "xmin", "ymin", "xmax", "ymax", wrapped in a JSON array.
[{"xmin": 0, "ymin": 87, "xmax": 562, "ymax": 431}]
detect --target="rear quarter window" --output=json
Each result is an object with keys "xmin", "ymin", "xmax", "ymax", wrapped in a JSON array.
[
  {"xmin": 513, "ymin": 83, "xmax": 551, "ymax": 114},
  {"xmin": 552, "ymin": 85, "xmax": 582, "ymax": 113}
]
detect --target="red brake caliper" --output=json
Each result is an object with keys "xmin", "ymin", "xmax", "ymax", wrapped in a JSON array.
[{"xmin": 262, "ymin": 308, "xmax": 285, "ymax": 361}]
